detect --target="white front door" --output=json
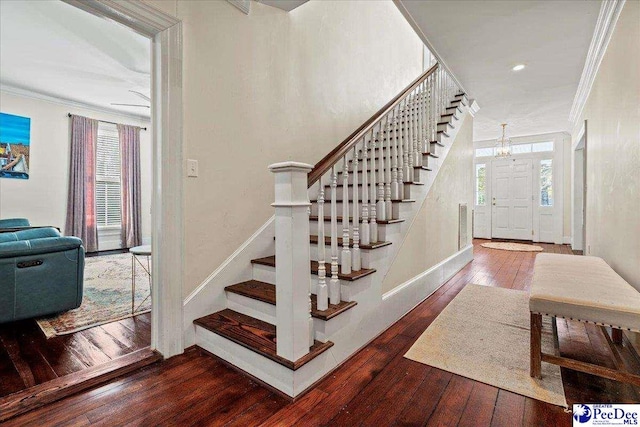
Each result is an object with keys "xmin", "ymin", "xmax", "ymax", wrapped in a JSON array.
[{"xmin": 491, "ymin": 158, "xmax": 533, "ymax": 240}]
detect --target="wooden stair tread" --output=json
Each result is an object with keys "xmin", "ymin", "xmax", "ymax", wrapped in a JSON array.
[
  {"xmin": 309, "ymin": 215, "xmax": 405, "ymax": 225},
  {"xmin": 251, "ymin": 256, "xmax": 376, "ymax": 281},
  {"xmin": 225, "ymin": 280, "xmax": 357, "ymax": 321},
  {"xmin": 309, "ymin": 235, "xmax": 392, "ymax": 250},
  {"xmin": 194, "ymin": 309, "xmax": 333, "ymax": 370}
]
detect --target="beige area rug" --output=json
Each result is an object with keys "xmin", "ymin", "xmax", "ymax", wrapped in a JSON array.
[
  {"xmin": 37, "ymin": 253, "xmax": 151, "ymax": 338},
  {"xmin": 481, "ymin": 242, "xmax": 544, "ymax": 252},
  {"xmin": 404, "ymin": 284, "xmax": 567, "ymax": 407}
]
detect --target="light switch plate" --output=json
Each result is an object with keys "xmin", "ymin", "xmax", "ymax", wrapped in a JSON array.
[{"xmin": 187, "ymin": 159, "xmax": 199, "ymax": 177}]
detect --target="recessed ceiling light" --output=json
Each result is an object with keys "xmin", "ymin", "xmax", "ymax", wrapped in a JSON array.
[{"xmin": 512, "ymin": 64, "xmax": 526, "ymax": 71}]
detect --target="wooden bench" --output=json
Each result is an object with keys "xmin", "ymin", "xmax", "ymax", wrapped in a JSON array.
[{"xmin": 529, "ymin": 253, "xmax": 640, "ymax": 386}]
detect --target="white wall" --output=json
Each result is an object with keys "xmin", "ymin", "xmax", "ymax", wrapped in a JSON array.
[
  {"xmin": 571, "ymin": 0, "xmax": 640, "ymax": 290},
  {"xmin": 0, "ymin": 91, "xmax": 152, "ymax": 245},
  {"xmin": 141, "ymin": 0, "xmax": 425, "ymax": 297}
]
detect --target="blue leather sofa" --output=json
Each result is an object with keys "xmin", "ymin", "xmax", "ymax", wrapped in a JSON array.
[{"xmin": 0, "ymin": 224, "xmax": 84, "ymax": 323}]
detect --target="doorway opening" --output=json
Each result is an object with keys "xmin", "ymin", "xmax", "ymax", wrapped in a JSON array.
[{"xmin": 0, "ymin": 0, "xmax": 183, "ymax": 420}]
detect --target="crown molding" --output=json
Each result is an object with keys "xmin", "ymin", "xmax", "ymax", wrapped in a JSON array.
[
  {"xmin": 569, "ymin": 0, "xmax": 626, "ymax": 124},
  {"xmin": 1, "ymin": 84, "xmax": 151, "ymax": 123},
  {"xmin": 227, "ymin": 0, "xmax": 251, "ymax": 15},
  {"xmin": 393, "ymin": 0, "xmax": 468, "ymax": 97},
  {"xmin": 62, "ymin": 0, "xmax": 179, "ymax": 37}
]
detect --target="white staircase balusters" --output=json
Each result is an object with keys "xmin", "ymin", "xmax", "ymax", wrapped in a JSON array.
[
  {"xmin": 376, "ymin": 120, "xmax": 386, "ymax": 222},
  {"xmin": 329, "ymin": 166, "xmax": 340, "ymax": 305},
  {"xmin": 390, "ymin": 107, "xmax": 399, "ymax": 201},
  {"xmin": 370, "ymin": 127, "xmax": 378, "ymax": 242},
  {"xmin": 407, "ymin": 95, "xmax": 415, "ymax": 177},
  {"xmin": 398, "ymin": 99, "xmax": 405, "ymax": 186},
  {"xmin": 413, "ymin": 89, "xmax": 420, "ymax": 169},
  {"xmin": 384, "ymin": 117, "xmax": 393, "ymax": 219},
  {"xmin": 341, "ymin": 156, "xmax": 351, "ymax": 274},
  {"xmin": 402, "ymin": 99, "xmax": 410, "ymax": 184},
  {"xmin": 361, "ymin": 136, "xmax": 370, "ymax": 246},
  {"xmin": 352, "ymin": 145, "xmax": 361, "ymax": 271},
  {"xmin": 421, "ymin": 82, "xmax": 428, "ymax": 153},
  {"xmin": 416, "ymin": 86, "xmax": 423, "ymax": 163},
  {"xmin": 316, "ymin": 175, "xmax": 328, "ymax": 311}
]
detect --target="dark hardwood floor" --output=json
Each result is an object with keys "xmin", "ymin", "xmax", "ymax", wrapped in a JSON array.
[
  {"xmin": 0, "ymin": 313, "xmax": 151, "ymax": 398},
  {"xmin": 6, "ymin": 240, "xmax": 640, "ymax": 426}
]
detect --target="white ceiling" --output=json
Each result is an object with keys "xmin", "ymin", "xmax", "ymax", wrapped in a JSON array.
[
  {"xmin": 0, "ymin": 0, "xmax": 150, "ymax": 118},
  {"xmin": 398, "ymin": 0, "xmax": 601, "ymax": 141}
]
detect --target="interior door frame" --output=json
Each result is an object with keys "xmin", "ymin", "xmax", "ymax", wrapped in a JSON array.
[
  {"xmin": 473, "ymin": 132, "xmax": 566, "ymax": 244},
  {"xmin": 62, "ymin": 0, "xmax": 185, "ymax": 358},
  {"xmin": 572, "ymin": 120, "xmax": 588, "ymax": 252}
]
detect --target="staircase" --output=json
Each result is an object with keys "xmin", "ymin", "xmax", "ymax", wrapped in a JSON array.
[{"xmin": 192, "ymin": 64, "xmax": 472, "ymax": 397}]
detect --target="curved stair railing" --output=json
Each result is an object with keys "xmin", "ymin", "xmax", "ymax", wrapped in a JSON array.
[{"xmin": 269, "ymin": 63, "xmax": 461, "ymax": 361}]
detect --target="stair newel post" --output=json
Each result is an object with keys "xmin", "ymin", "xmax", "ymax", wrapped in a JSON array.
[
  {"xmin": 370, "ymin": 127, "xmax": 379, "ymax": 243},
  {"xmin": 341, "ymin": 156, "xmax": 352, "ymax": 275},
  {"xmin": 351, "ymin": 145, "xmax": 361, "ymax": 271},
  {"xmin": 269, "ymin": 161, "xmax": 313, "ymax": 362},
  {"xmin": 398, "ymin": 100, "xmax": 405, "ymax": 187},
  {"xmin": 316, "ymin": 175, "xmax": 328, "ymax": 311},
  {"xmin": 390, "ymin": 107, "xmax": 399, "ymax": 201},
  {"xmin": 329, "ymin": 166, "xmax": 340, "ymax": 305},
  {"xmin": 376, "ymin": 118, "xmax": 386, "ymax": 222},
  {"xmin": 361, "ymin": 135, "xmax": 370, "ymax": 247}
]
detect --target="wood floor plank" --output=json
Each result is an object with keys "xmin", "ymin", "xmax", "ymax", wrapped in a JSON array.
[
  {"xmin": 395, "ymin": 368, "xmax": 453, "ymax": 426},
  {"xmin": 425, "ymin": 375, "xmax": 474, "ymax": 427},
  {"xmin": 490, "ymin": 390, "xmax": 525, "ymax": 427},
  {"xmin": 458, "ymin": 382, "xmax": 500, "ymax": 427}
]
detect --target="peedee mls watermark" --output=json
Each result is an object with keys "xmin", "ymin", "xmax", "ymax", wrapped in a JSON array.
[{"xmin": 573, "ymin": 404, "xmax": 639, "ymax": 426}]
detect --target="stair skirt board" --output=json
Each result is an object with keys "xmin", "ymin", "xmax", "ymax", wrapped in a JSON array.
[
  {"xmin": 185, "ymin": 101, "xmax": 471, "ymax": 398},
  {"xmin": 194, "ymin": 243, "xmax": 473, "ymax": 398}
]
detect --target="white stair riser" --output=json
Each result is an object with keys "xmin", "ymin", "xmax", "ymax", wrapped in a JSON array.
[
  {"xmin": 252, "ymin": 261, "xmax": 369, "ymax": 303},
  {"xmin": 437, "ymin": 122, "xmax": 453, "ymax": 132},
  {"xmin": 309, "ymin": 242, "xmax": 391, "ymax": 268},
  {"xmin": 309, "ymin": 219, "xmax": 402, "ymax": 243},
  {"xmin": 226, "ymin": 292, "xmax": 276, "ymax": 325}
]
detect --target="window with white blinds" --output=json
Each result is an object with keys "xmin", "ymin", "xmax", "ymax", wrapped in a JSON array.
[{"xmin": 96, "ymin": 123, "xmax": 122, "ymax": 228}]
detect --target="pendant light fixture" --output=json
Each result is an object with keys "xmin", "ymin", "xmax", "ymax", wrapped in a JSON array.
[{"xmin": 495, "ymin": 123, "xmax": 512, "ymax": 158}]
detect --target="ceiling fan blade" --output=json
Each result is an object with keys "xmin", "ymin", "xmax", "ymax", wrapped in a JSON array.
[
  {"xmin": 111, "ymin": 103, "xmax": 150, "ymax": 108},
  {"xmin": 129, "ymin": 90, "xmax": 151, "ymax": 102}
]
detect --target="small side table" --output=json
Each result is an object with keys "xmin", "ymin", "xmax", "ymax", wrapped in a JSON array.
[{"xmin": 130, "ymin": 245, "xmax": 152, "ymax": 314}]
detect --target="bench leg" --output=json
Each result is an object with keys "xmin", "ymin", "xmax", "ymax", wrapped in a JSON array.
[
  {"xmin": 612, "ymin": 328, "xmax": 623, "ymax": 345},
  {"xmin": 530, "ymin": 312, "xmax": 542, "ymax": 379}
]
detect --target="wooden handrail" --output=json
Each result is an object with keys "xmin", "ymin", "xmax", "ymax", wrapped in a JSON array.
[{"xmin": 307, "ymin": 63, "xmax": 439, "ymax": 187}]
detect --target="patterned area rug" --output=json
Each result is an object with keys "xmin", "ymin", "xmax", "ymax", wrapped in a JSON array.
[
  {"xmin": 36, "ymin": 253, "xmax": 151, "ymax": 338},
  {"xmin": 405, "ymin": 285, "xmax": 567, "ymax": 407},
  {"xmin": 481, "ymin": 242, "xmax": 544, "ymax": 252}
]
